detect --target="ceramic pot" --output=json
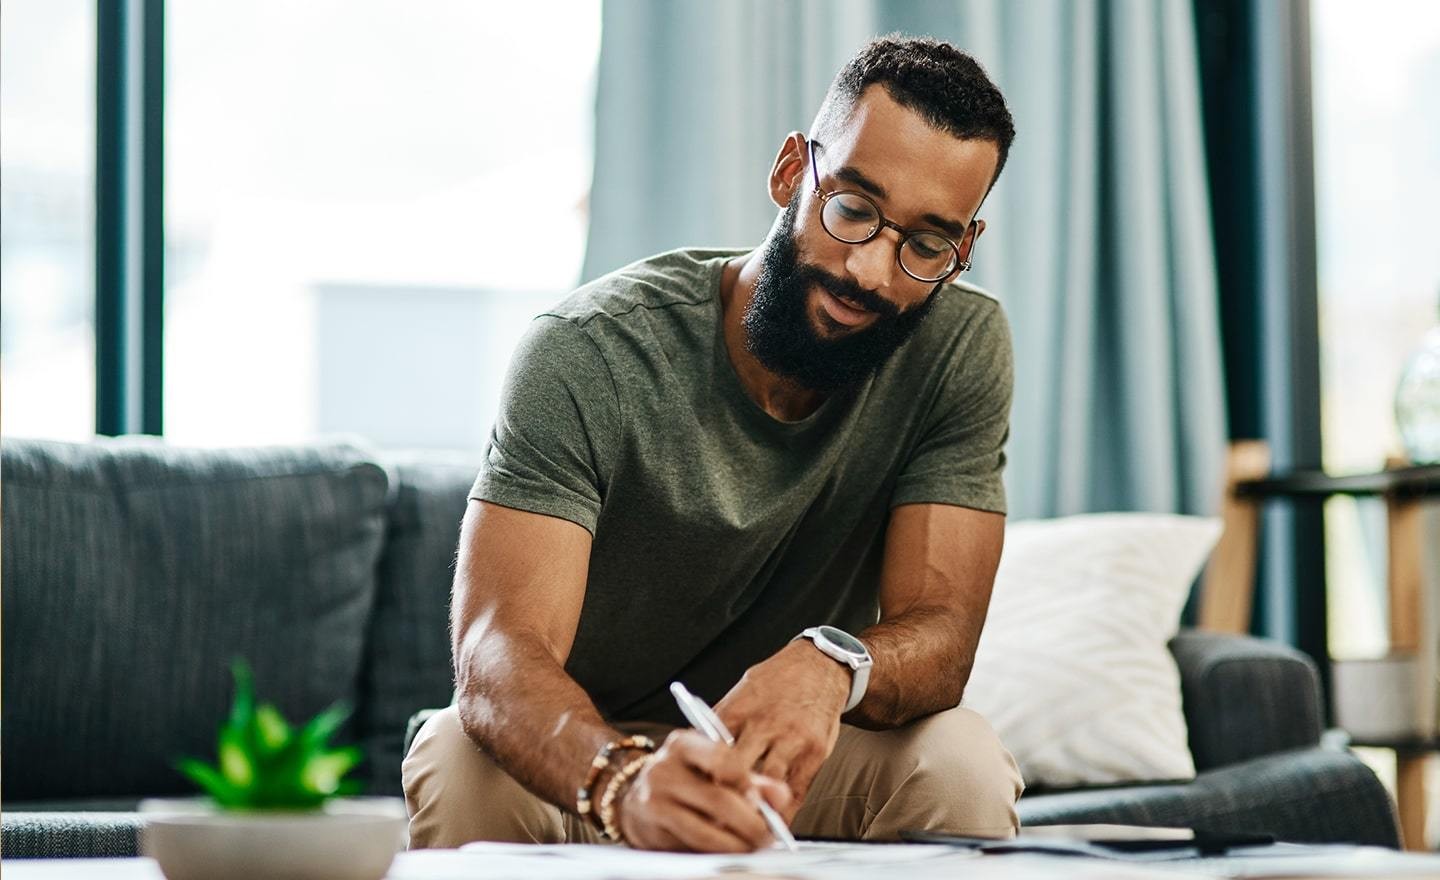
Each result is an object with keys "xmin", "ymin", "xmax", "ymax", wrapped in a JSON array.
[{"xmin": 140, "ymin": 796, "xmax": 407, "ymax": 880}]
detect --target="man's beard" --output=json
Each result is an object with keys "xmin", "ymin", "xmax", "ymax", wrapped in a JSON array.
[{"xmin": 742, "ymin": 197, "xmax": 940, "ymax": 394}]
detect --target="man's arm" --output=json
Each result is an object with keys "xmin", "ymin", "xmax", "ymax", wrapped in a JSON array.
[
  {"xmin": 452, "ymin": 499, "xmax": 786, "ymax": 851},
  {"xmin": 450, "ymin": 499, "xmax": 610, "ymax": 809},
  {"xmin": 718, "ymin": 502, "xmax": 1003, "ymax": 802},
  {"xmin": 848, "ymin": 501, "xmax": 1003, "ymax": 728}
]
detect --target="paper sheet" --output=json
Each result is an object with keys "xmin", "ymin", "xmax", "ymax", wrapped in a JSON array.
[
  {"xmin": 389, "ymin": 842, "xmax": 1440, "ymax": 880},
  {"xmin": 395, "ymin": 842, "xmax": 1189, "ymax": 879}
]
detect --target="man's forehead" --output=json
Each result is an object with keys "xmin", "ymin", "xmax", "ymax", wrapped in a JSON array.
[{"xmin": 821, "ymin": 87, "xmax": 999, "ymax": 224}]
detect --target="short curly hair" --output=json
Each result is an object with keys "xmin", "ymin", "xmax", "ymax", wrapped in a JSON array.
[{"xmin": 812, "ymin": 35, "xmax": 1016, "ymax": 186}]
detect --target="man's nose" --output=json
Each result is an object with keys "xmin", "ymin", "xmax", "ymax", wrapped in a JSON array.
[{"xmin": 843, "ymin": 231, "xmax": 899, "ymax": 294}]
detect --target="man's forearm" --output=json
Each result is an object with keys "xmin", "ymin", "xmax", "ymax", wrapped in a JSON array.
[
  {"xmin": 454, "ymin": 623, "xmax": 622, "ymax": 811},
  {"xmin": 848, "ymin": 604, "xmax": 976, "ymax": 729}
]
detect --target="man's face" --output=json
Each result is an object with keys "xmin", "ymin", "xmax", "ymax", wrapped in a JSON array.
[{"xmin": 744, "ymin": 86, "xmax": 1000, "ymax": 393}]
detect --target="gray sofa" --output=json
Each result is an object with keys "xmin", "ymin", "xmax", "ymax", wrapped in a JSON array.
[{"xmin": 1, "ymin": 438, "xmax": 1399, "ymax": 857}]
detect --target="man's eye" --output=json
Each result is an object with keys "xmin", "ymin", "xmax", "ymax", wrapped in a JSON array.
[
  {"xmin": 910, "ymin": 239, "xmax": 944, "ymax": 258},
  {"xmin": 837, "ymin": 203, "xmax": 871, "ymax": 222}
]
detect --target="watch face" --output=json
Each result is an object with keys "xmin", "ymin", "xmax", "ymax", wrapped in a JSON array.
[{"xmin": 817, "ymin": 625, "xmax": 867, "ymax": 657}]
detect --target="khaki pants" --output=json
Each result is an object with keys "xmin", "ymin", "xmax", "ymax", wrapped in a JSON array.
[{"xmin": 403, "ymin": 704, "xmax": 1023, "ymax": 848}]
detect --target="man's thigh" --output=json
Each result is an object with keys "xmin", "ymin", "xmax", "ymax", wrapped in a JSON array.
[
  {"xmin": 793, "ymin": 705, "xmax": 1023, "ymax": 841},
  {"xmin": 402, "ymin": 706, "xmax": 673, "ymax": 849},
  {"xmin": 402, "ymin": 705, "xmax": 606, "ymax": 848}
]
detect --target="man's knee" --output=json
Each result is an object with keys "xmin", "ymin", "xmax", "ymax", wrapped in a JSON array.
[
  {"xmin": 402, "ymin": 705, "xmax": 565, "ymax": 848},
  {"xmin": 856, "ymin": 706, "xmax": 1024, "ymax": 840}
]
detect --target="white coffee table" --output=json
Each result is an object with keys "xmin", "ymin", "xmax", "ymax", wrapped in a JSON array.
[{"xmin": 10, "ymin": 844, "xmax": 1440, "ymax": 879}]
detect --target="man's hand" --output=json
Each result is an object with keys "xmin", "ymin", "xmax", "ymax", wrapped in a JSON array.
[
  {"xmin": 618, "ymin": 730, "xmax": 791, "ymax": 852},
  {"xmin": 713, "ymin": 640, "xmax": 852, "ymax": 817}
]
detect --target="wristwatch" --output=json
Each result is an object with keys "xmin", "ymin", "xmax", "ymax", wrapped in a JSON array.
[{"xmin": 793, "ymin": 625, "xmax": 873, "ymax": 713}]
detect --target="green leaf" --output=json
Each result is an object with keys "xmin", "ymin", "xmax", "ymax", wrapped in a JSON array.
[
  {"xmin": 335, "ymin": 779, "xmax": 365, "ymax": 797},
  {"xmin": 177, "ymin": 758, "xmax": 246, "ymax": 807},
  {"xmin": 254, "ymin": 704, "xmax": 291, "ymax": 754},
  {"xmin": 296, "ymin": 701, "xmax": 352, "ymax": 752},
  {"xmin": 219, "ymin": 726, "xmax": 255, "ymax": 789},
  {"xmin": 300, "ymin": 746, "xmax": 362, "ymax": 795},
  {"xmin": 228, "ymin": 658, "xmax": 256, "ymax": 730}
]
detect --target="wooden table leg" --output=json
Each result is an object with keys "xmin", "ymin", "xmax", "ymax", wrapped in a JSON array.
[
  {"xmin": 1199, "ymin": 441, "xmax": 1271, "ymax": 634},
  {"xmin": 1388, "ymin": 493, "xmax": 1422, "ymax": 656},
  {"xmin": 1397, "ymin": 752, "xmax": 1429, "ymax": 851},
  {"xmin": 1386, "ymin": 462, "xmax": 1429, "ymax": 851}
]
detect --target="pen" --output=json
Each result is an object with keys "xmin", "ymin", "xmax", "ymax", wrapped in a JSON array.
[{"xmin": 669, "ymin": 681, "xmax": 799, "ymax": 852}]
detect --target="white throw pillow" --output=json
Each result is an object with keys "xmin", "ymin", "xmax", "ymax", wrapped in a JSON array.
[{"xmin": 962, "ymin": 512, "xmax": 1223, "ymax": 788}]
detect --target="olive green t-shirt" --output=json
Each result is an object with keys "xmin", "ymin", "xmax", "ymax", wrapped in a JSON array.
[{"xmin": 471, "ymin": 247, "xmax": 1013, "ymax": 724}]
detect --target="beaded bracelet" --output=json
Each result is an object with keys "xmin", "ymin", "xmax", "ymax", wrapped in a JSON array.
[
  {"xmin": 576, "ymin": 735, "xmax": 656, "ymax": 828},
  {"xmin": 598, "ymin": 752, "xmax": 653, "ymax": 843}
]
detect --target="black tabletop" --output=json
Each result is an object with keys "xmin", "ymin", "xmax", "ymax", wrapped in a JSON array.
[{"xmin": 1236, "ymin": 464, "xmax": 1440, "ymax": 500}]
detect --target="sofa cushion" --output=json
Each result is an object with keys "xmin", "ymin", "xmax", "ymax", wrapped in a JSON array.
[
  {"xmin": 1, "ymin": 438, "xmax": 389, "ymax": 801},
  {"xmin": 359, "ymin": 453, "xmax": 479, "ymax": 794},
  {"xmin": 0, "ymin": 812, "xmax": 145, "ymax": 859}
]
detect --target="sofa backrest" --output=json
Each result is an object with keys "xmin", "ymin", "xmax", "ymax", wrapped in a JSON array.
[{"xmin": 1, "ymin": 438, "xmax": 390, "ymax": 801}]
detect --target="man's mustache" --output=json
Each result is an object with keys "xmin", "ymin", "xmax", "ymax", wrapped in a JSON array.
[{"xmin": 794, "ymin": 264, "xmax": 901, "ymax": 319}]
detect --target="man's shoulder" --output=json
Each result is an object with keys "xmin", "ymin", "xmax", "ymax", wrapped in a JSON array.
[
  {"xmin": 914, "ymin": 278, "xmax": 1008, "ymax": 349},
  {"xmin": 932, "ymin": 278, "xmax": 1003, "ymax": 319},
  {"xmin": 881, "ymin": 277, "xmax": 1011, "ymax": 390},
  {"xmin": 542, "ymin": 247, "xmax": 745, "ymax": 328}
]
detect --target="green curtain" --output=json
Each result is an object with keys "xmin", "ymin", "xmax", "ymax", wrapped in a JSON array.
[{"xmin": 584, "ymin": 0, "xmax": 1227, "ymax": 520}]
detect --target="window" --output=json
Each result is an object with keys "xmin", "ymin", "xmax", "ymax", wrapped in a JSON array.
[
  {"xmin": 1, "ymin": 0, "xmax": 96, "ymax": 441},
  {"xmin": 163, "ymin": 1, "xmax": 601, "ymax": 448},
  {"xmin": 1313, "ymin": 0, "xmax": 1440, "ymax": 657}
]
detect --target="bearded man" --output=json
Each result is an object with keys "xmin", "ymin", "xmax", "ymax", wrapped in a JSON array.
[{"xmin": 403, "ymin": 35, "xmax": 1023, "ymax": 852}]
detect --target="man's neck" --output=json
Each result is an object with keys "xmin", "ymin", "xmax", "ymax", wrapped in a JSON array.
[{"xmin": 720, "ymin": 253, "xmax": 827, "ymax": 423}]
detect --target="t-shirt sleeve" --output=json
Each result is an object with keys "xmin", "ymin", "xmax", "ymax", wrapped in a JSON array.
[
  {"xmin": 890, "ymin": 299, "xmax": 1014, "ymax": 514},
  {"xmin": 469, "ymin": 315, "xmax": 621, "ymax": 534}
]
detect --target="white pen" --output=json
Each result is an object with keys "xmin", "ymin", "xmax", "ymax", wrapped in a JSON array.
[{"xmin": 668, "ymin": 681, "xmax": 799, "ymax": 852}]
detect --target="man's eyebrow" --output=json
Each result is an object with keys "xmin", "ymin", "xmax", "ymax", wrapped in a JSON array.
[
  {"xmin": 920, "ymin": 212, "xmax": 969, "ymax": 239},
  {"xmin": 834, "ymin": 164, "xmax": 970, "ymax": 239},
  {"xmin": 835, "ymin": 164, "xmax": 889, "ymax": 200}
]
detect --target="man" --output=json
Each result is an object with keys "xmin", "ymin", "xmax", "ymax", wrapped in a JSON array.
[{"xmin": 404, "ymin": 35, "xmax": 1022, "ymax": 852}]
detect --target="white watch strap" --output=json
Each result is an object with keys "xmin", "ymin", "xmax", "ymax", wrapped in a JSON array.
[
  {"xmin": 843, "ymin": 662, "xmax": 870, "ymax": 713},
  {"xmin": 795, "ymin": 627, "xmax": 872, "ymax": 712}
]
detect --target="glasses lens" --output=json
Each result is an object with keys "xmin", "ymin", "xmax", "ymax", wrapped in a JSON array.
[
  {"xmin": 820, "ymin": 193, "xmax": 880, "ymax": 243},
  {"xmin": 900, "ymin": 232, "xmax": 960, "ymax": 281}
]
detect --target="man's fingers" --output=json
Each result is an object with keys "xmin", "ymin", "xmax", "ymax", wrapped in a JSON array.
[
  {"xmin": 755, "ymin": 735, "xmax": 808, "ymax": 786},
  {"xmin": 730, "ymin": 727, "xmax": 772, "ymax": 776},
  {"xmin": 783, "ymin": 747, "xmax": 830, "ymax": 805},
  {"xmin": 669, "ymin": 730, "xmax": 752, "ymax": 789},
  {"xmin": 749, "ymin": 772, "xmax": 793, "ymax": 813},
  {"xmin": 659, "ymin": 800, "xmax": 758, "ymax": 853},
  {"xmin": 668, "ymin": 774, "xmax": 773, "ymax": 849}
]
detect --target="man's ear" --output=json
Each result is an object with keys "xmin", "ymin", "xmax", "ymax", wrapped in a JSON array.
[
  {"xmin": 965, "ymin": 219, "xmax": 986, "ymax": 249},
  {"xmin": 767, "ymin": 132, "xmax": 808, "ymax": 209},
  {"xmin": 960, "ymin": 218, "xmax": 986, "ymax": 260},
  {"xmin": 943, "ymin": 219, "xmax": 986, "ymax": 280}
]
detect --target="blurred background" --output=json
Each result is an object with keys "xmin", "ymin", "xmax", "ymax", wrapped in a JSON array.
[{"xmin": 2, "ymin": 0, "xmax": 1438, "ymax": 793}]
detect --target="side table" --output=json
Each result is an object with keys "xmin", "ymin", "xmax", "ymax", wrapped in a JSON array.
[{"xmin": 1198, "ymin": 443, "xmax": 1440, "ymax": 850}]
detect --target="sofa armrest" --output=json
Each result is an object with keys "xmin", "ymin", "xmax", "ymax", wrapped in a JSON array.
[
  {"xmin": 1169, "ymin": 629, "xmax": 1324, "ymax": 771},
  {"xmin": 1018, "ymin": 745, "xmax": 1398, "ymax": 848}
]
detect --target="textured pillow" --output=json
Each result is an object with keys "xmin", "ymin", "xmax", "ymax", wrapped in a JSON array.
[
  {"xmin": 1, "ymin": 438, "xmax": 389, "ymax": 800},
  {"xmin": 962, "ymin": 513, "xmax": 1222, "ymax": 788}
]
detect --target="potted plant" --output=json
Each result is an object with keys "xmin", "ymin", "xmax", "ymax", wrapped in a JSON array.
[{"xmin": 141, "ymin": 661, "xmax": 407, "ymax": 880}]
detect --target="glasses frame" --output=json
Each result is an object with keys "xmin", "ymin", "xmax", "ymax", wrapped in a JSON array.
[{"xmin": 806, "ymin": 138, "xmax": 974, "ymax": 282}]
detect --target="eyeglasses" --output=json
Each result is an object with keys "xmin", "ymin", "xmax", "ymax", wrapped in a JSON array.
[{"xmin": 807, "ymin": 138, "xmax": 974, "ymax": 283}]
